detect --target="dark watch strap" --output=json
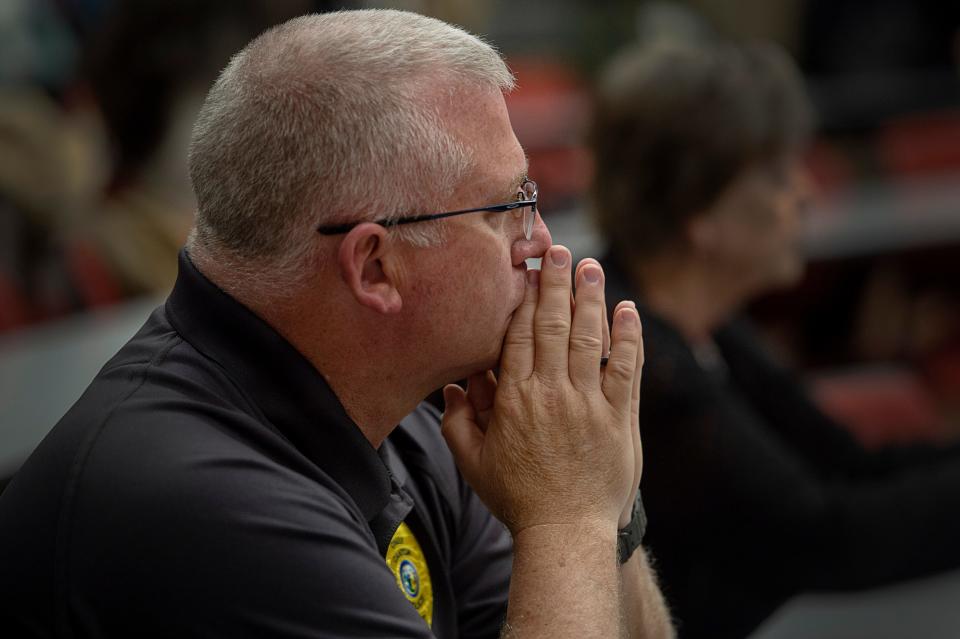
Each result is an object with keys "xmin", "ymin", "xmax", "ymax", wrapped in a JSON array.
[{"xmin": 617, "ymin": 491, "xmax": 647, "ymax": 565}]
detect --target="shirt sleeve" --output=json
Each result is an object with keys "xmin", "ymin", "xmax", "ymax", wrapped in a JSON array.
[{"xmin": 449, "ymin": 472, "xmax": 512, "ymax": 639}]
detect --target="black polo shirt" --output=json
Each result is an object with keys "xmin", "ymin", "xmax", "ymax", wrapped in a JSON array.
[{"xmin": 0, "ymin": 251, "xmax": 512, "ymax": 638}]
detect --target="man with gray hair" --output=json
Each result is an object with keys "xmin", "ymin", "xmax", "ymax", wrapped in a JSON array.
[{"xmin": 0, "ymin": 10, "xmax": 672, "ymax": 638}]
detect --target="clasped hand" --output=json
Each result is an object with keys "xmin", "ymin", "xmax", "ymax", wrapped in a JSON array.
[{"xmin": 442, "ymin": 246, "xmax": 644, "ymax": 534}]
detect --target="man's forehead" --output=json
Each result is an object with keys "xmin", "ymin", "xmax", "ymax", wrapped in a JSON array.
[
  {"xmin": 431, "ymin": 84, "xmax": 528, "ymax": 193},
  {"xmin": 426, "ymin": 82, "xmax": 512, "ymax": 136}
]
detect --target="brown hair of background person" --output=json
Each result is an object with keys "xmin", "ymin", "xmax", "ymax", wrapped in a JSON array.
[
  {"xmin": 49, "ymin": 0, "xmax": 322, "ymax": 305},
  {"xmin": 590, "ymin": 41, "xmax": 812, "ymax": 266}
]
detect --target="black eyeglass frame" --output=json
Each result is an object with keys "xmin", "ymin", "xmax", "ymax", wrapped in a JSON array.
[{"xmin": 316, "ymin": 179, "xmax": 538, "ymax": 237}]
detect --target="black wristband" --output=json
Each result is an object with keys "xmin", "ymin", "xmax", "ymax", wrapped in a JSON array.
[{"xmin": 617, "ymin": 491, "xmax": 647, "ymax": 565}]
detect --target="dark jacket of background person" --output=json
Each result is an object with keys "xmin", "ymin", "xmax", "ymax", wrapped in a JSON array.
[{"xmin": 603, "ymin": 255, "xmax": 960, "ymax": 639}]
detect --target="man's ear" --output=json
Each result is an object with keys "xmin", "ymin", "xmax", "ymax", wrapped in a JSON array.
[{"xmin": 337, "ymin": 223, "xmax": 403, "ymax": 314}]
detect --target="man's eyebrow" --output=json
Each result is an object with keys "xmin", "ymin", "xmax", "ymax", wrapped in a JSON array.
[
  {"xmin": 507, "ymin": 158, "xmax": 531, "ymax": 196},
  {"xmin": 484, "ymin": 159, "xmax": 531, "ymax": 203}
]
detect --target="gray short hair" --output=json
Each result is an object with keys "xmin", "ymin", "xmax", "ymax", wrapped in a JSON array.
[{"xmin": 187, "ymin": 9, "xmax": 515, "ymax": 289}]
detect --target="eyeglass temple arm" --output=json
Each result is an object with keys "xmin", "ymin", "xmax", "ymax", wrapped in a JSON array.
[{"xmin": 316, "ymin": 199, "xmax": 536, "ymax": 235}]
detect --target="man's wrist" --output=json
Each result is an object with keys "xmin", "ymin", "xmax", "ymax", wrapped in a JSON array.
[
  {"xmin": 513, "ymin": 518, "xmax": 618, "ymax": 545},
  {"xmin": 617, "ymin": 492, "xmax": 647, "ymax": 565}
]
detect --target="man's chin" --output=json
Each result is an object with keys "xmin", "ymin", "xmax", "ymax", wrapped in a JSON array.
[
  {"xmin": 445, "ymin": 352, "xmax": 502, "ymax": 387},
  {"xmin": 443, "ymin": 325, "xmax": 512, "ymax": 384}
]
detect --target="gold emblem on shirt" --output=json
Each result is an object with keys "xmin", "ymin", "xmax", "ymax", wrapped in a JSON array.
[{"xmin": 385, "ymin": 522, "xmax": 434, "ymax": 627}]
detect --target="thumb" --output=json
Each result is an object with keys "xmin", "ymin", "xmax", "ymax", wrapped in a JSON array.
[{"xmin": 441, "ymin": 384, "xmax": 484, "ymax": 484}]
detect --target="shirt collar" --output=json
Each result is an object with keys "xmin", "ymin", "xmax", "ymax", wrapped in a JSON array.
[{"xmin": 164, "ymin": 249, "xmax": 392, "ymax": 520}]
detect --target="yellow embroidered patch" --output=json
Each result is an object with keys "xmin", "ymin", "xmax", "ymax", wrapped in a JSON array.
[{"xmin": 385, "ymin": 522, "xmax": 434, "ymax": 627}]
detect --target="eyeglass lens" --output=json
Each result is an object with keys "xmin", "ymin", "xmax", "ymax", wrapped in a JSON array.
[{"xmin": 520, "ymin": 181, "xmax": 537, "ymax": 240}]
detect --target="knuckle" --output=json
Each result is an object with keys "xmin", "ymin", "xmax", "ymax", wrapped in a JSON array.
[
  {"xmin": 572, "ymin": 299, "xmax": 602, "ymax": 320},
  {"xmin": 574, "ymin": 287, "xmax": 602, "ymax": 304},
  {"xmin": 613, "ymin": 327, "xmax": 641, "ymax": 349},
  {"xmin": 569, "ymin": 332, "xmax": 603, "ymax": 352},
  {"xmin": 604, "ymin": 356, "xmax": 636, "ymax": 382},
  {"xmin": 541, "ymin": 272, "xmax": 571, "ymax": 290},
  {"xmin": 536, "ymin": 310, "xmax": 570, "ymax": 336},
  {"xmin": 504, "ymin": 333, "xmax": 535, "ymax": 351},
  {"xmin": 531, "ymin": 369, "xmax": 568, "ymax": 394}
]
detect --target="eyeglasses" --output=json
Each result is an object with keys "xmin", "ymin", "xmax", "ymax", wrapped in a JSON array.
[{"xmin": 316, "ymin": 179, "xmax": 538, "ymax": 240}]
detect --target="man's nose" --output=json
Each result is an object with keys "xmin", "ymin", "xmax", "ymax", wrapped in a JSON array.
[{"xmin": 513, "ymin": 210, "xmax": 553, "ymax": 265}]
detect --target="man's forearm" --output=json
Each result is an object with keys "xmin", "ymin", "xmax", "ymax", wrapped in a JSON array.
[
  {"xmin": 621, "ymin": 547, "xmax": 674, "ymax": 639},
  {"xmin": 503, "ymin": 521, "xmax": 621, "ymax": 638}
]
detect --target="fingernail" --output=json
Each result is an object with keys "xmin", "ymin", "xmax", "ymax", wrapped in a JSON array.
[
  {"xmin": 617, "ymin": 308, "xmax": 638, "ymax": 327},
  {"xmin": 548, "ymin": 248, "xmax": 568, "ymax": 268},
  {"xmin": 527, "ymin": 269, "xmax": 540, "ymax": 288},
  {"xmin": 583, "ymin": 265, "xmax": 602, "ymax": 284},
  {"xmin": 442, "ymin": 385, "xmax": 456, "ymax": 407}
]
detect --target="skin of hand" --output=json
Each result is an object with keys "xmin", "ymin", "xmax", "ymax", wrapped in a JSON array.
[
  {"xmin": 574, "ymin": 257, "xmax": 644, "ymax": 530},
  {"xmin": 614, "ymin": 292, "xmax": 643, "ymax": 529},
  {"xmin": 441, "ymin": 245, "xmax": 644, "ymax": 536}
]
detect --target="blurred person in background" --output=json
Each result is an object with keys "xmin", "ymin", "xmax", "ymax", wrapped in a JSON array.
[
  {"xmin": 590, "ymin": 40, "xmax": 960, "ymax": 639},
  {"xmin": 68, "ymin": 0, "xmax": 317, "ymax": 301},
  {"xmin": 0, "ymin": 0, "xmax": 110, "ymax": 330},
  {"xmin": 0, "ymin": 0, "xmax": 320, "ymax": 332}
]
